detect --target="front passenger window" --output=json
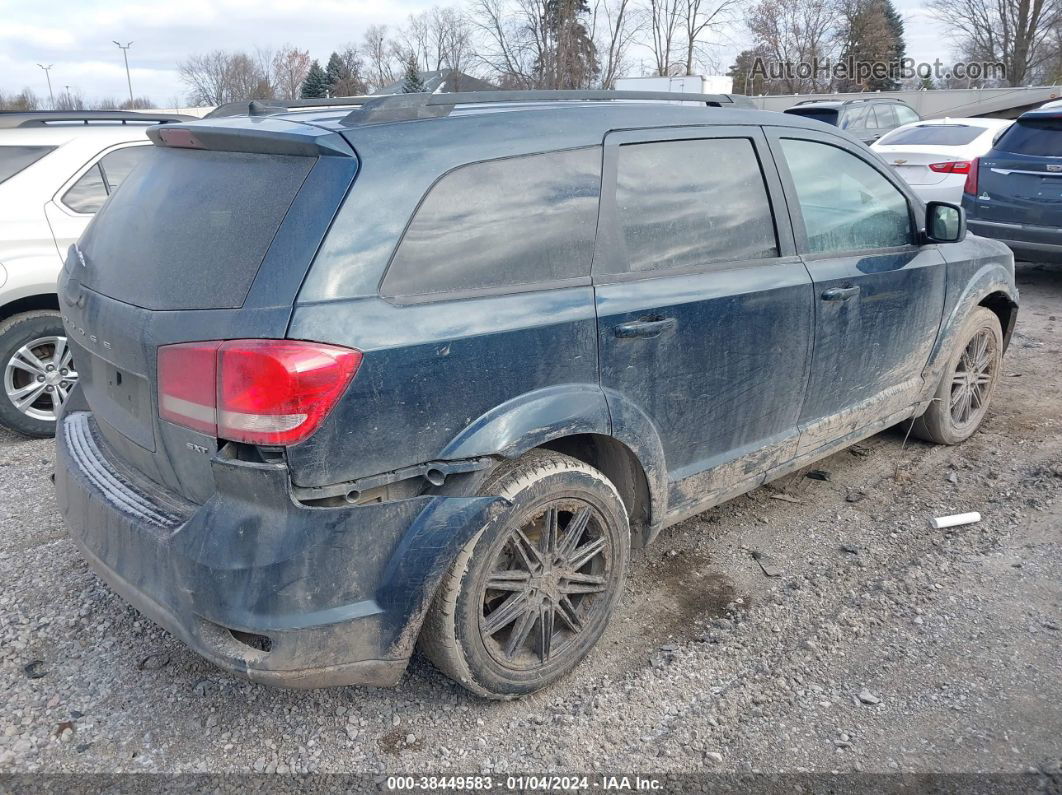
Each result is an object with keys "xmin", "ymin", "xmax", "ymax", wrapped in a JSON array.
[{"xmin": 780, "ymin": 138, "xmax": 912, "ymax": 254}]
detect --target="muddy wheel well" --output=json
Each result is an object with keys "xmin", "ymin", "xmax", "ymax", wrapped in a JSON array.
[
  {"xmin": 539, "ymin": 433, "xmax": 653, "ymax": 547},
  {"xmin": 980, "ymin": 292, "xmax": 1017, "ymax": 350},
  {"xmin": 0, "ymin": 294, "xmax": 60, "ymax": 324}
]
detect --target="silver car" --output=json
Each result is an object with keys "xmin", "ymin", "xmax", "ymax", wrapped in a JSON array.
[{"xmin": 0, "ymin": 111, "xmax": 188, "ymax": 436}]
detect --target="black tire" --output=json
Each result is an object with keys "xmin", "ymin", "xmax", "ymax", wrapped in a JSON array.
[
  {"xmin": 0, "ymin": 310, "xmax": 75, "ymax": 438},
  {"xmin": 419, "ymin": 450, "xmax": 630, "ymax": 699},
  {"xmin": 910, "ymin": 307, "xmax": 1003, "ymax": 445}
]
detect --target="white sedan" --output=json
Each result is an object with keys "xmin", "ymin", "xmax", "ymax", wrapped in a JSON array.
[{"xmin": 871, "ymin": 118, "xmax": 1012, "ymax": 204}]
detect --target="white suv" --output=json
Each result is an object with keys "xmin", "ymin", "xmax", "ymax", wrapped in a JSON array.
[{"xmin": 0, "ymin": 111, "xmax": 188, "ymax": 436}]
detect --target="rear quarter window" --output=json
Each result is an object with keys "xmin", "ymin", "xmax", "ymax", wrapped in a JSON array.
[
  {"xmin": 381, "ymin": 148, "xmax": 601, "ymax": 299},
  {"xmin": 995, "ymin": 118, "xmax": 1062, "ymax": 157}
]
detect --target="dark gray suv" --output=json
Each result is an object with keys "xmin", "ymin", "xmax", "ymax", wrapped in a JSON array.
[{"xmin": 54, "ymin": 91, "xmax": 1017, "ymax": 698}]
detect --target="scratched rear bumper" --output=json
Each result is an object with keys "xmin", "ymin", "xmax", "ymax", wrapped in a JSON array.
[{"xmin": 55, "ymin": 407, "xmax": 502, "ymax": 688}]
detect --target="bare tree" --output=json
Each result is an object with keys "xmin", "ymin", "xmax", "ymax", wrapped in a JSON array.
[
  {"xmin": 681, "ymin": 0, "xmax": 739, "ymax": 74},
  {"xmin": 588, "ymin": 0, "xmax": 638, "ymax": 86},
  {"xmin": 468, "ymin": 0, "xmax": 540, "ymax": 87},
  {"xmin": 179, "ymin": 50, "xmax": 274, "ymax": 105},
  {"xmin": 364, "ymin": 25, "xmax": 399, "ymax": 91},
  {"xmin": 645, "ymin": 0, "xmax": 685, "ymax": 74},
  {"xmin": 929, "ymin": 0, "xmax": 1060, "ymax": 85},
  {"xmin": 746, "ymin": 0, "xmax": 837, "ymax": 92},
  {"xmin": 271, "ymin": 45, "xmax": 311, "ymax": 101},
  {"xmin": 0, "ymin": 89, "xmax": 40, "ymax": 111},
  {"xmin": 54, "ymin": 89, "xmax": 85, "ymax": 110}
]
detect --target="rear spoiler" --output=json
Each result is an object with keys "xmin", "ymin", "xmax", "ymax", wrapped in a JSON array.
[{"xmin": 146, "ymin": 117, "xmax": 354, "ymax": 157}]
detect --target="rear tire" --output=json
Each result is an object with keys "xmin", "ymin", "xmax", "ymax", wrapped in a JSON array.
[
  {"xmin": 910, "ymin": 307, "xmax": 1003, "ymax": 445},
  {"xmin": 0, "ymin": 311, "xmax": 76, "ymax": 438},
  {"xmin": 419, "ymin": 450, "xmax": 630, "ymax": 699}
]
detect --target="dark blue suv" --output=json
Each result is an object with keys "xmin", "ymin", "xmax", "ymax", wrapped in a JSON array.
[
  {"xmin": 54, "ymin": 91, "xmax": 1018, "ymax": 698},
  {"xmin": 963, "ymin": 105, "xmax": 1062, "ymax": 262}
]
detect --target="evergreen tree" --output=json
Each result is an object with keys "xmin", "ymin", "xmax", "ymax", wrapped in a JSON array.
[
  {"xmin": 882, "ymin": 0, "xmax": 906, "ymax": 89},
  {"xmin": 402, "ymin": 55, "xmax": 426, "ymax": 93},
  {"xmin": 300, "ymin": 60, "xmax": 328, "ymax": 98},
  {"xmin": 534, "ymin": 0, "xmax": 598, "ymax": 89},
  {"xmin": 325, "ymin": 52, "xmax": 345, "ymax": 94}
]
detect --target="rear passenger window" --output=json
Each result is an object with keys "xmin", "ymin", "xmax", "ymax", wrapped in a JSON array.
[
  {"xmin": 781, "ymin": 138, "xmax": 912, "ymax": 254},
  {"xmin": 381, "ymin": 148, "xmax": 601, "ymax": 298},
  {"xmin": 608, "ymin": 138, "xmax": 778, "ymax": 274}
]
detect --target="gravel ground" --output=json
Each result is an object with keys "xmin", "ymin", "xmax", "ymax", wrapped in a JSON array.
[{"xmin": 0, "ymin": 263, "xmax": 1059, "ymax": 779}]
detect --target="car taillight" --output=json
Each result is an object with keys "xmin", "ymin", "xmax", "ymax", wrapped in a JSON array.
[
  {"xmin": 158, "ymin": 340, "xmax": 362, "ymax": 445},
  {"xmin": 929, "ymin": 160, "xmax": 971, "ymax": 174},
  {"xmin": 963, "ymin": 157, "xmax": 979, "ymax": 195}
]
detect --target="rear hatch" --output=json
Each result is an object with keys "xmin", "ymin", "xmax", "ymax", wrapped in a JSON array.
[
  {"xmin": 59, "ymin": 117, "xmax": 358, "ymax": 502},
  {"xmin": 974, "ymin": 113, "xmax": 1062, "ymax": 226}
]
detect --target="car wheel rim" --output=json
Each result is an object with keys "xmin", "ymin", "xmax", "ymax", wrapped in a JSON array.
[
  {"xmin": 479, "ymin": 499, "xmax": 612, "ymax": 671},
  {"xmin": 949, "ymin": 328, "xmax": 996, "ymax": 429},
  {"xmin": 3, "ymin": 336, "xmax": 78, "ymax": 422}
]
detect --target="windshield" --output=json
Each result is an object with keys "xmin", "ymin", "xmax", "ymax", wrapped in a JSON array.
[
  {"xmin": 877, "ymin": 125, "xmax": 985, "ymax": 147},
  {"xmin": 0, "ymin": 146, "xmax": 56, "ymax": 184}
]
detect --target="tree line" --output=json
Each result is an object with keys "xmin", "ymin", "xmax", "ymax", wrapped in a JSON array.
[{"xmin": 2, "ymin": 0, "xmax": 1060, "ymax": 111}]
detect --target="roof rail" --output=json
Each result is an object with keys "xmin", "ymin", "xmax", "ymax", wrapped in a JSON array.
[
  {"xmin": 203, "ymin": 89, "xmax": 754, "ymax": 123},
  {"xmin": 344, "ymin": 90, "xmax": 754, "ymax": 125},
  {"xmin": 0, "ymin": 110, "xmax": 193, "ymax": 129},
  {"xmin": 205, "ymin": 96, "xmax": 376, "ymax": 118},
  {"xmin": 794, "ymin": 96, "xmax": 904, "ymax": 106}
]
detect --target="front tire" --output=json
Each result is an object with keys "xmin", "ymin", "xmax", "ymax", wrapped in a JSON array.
[
  {"xmin": 419, "ymin": 450, "xmax": 630, "ymax": 699},
  {"xmin": 0, "ymin": 310, "xmax": 78, "ymax": 438},
  {"xmin": 910, "ymin": 307, "xmax": 1003, "ymax": 445}
]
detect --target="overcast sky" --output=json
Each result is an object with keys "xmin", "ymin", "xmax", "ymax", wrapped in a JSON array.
[{"xmin": 1, "ymin": 0, "xmax": 949, "ymax": 107}]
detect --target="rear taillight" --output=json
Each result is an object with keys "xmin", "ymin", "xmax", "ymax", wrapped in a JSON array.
[
  {"xmin": 929, "ymin": 160, "xmax": 971, "ymax": 174},
  {"xmin": 963, "ymin": 157, "xmax": 980, "ymax": 195},
  {"xmin": 158, "ymin": 340, "xmax": 361, "ymax": 445}
]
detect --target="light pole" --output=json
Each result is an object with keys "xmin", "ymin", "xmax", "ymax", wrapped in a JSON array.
[
  {"xmin": 36, "ymin": 64, "xmax": 55, "ymax": 108},
  {"xmin": 113, "ymin": 40, "xmax": 134, "ymax": 104}
]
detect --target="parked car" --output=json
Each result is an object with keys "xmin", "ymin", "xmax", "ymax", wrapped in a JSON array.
[
  {"xmin": 54, "ymin": 91, "xmax": 1017, "ymax": 699},
  {"xmin": 783, "ymin": 97, "xmax": 921, "ymax": 144},
  {"xmin": 872, "ymin": 117, "xmax": 1012, "ymax": 204},
  {"xmin": 0, "ymin": 111, "xmax": 190, "ymax": 437},
  {"xmin": 962, "ymin": 105, "xmax": 1062, "ymax": 263}
]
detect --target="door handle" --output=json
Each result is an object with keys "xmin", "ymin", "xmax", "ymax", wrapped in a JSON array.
[
  {"xmin": 821, "ymin": 286, "xmax": 860, "ymax": 301},
  {"xmin": 614, "ymin": 317, "xmax": 677, "ymax": 339}
]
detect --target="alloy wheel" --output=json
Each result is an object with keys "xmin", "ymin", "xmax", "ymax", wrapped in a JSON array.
[
  {"xmin": 3, "ymin": 336, "xmax": 78, "ymax": 422},
  {"xmin": 479, "ymin": 500, "xmax": 612, "ymax": 670},
  {"xmin": 950, "ymin": 328, "xmax": 996, "ymax": 429}
]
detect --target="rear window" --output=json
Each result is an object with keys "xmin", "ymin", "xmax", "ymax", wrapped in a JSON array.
[
  {"xmin": 878, "ymin": 125, "xmax": 985, "ymax": 147},
  {"xmin": 0, "ymin": 146, "xmax": 55, "ymax": 184},
  {"xmin": 995, "ymin": 118, "xmax": 1062, "ymax": 157},
  {"xmin": 381, "ymin": 148, "xmax": 601, "ymax": 298},
  {"xmin": 78, "ymin": 146, "xmax": 314, "ymax": 311},
  {"xmin": 785, "ymin": 108, "xmax": 839, "ymax": 126}
]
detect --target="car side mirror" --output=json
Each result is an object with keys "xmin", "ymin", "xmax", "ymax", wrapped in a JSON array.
[{"xmin": 924, "ymin": 201, "xmax": 966, "ymax": 244}]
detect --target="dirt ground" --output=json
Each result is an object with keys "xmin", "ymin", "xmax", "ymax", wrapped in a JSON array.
[{"xmin": 0, "ymin": 263, "xmax": 1059, "ymax": 780}]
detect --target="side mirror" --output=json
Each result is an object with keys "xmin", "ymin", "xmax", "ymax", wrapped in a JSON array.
[{"xmin": 924, "ymin": 201, "xmax": 966, "ymax": 244}]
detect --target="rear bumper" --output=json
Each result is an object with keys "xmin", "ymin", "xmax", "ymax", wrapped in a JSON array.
[
  {"xmin": 967, "ymin": 218, "xmax": 1062, "ymax": 264},
  {"xmin": 55, "ymin": 409, "xmax": 502, "ymax": 688}
]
